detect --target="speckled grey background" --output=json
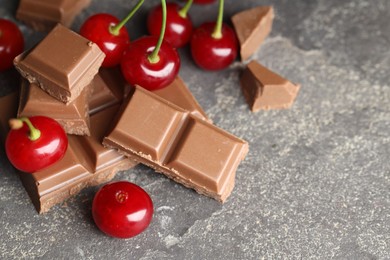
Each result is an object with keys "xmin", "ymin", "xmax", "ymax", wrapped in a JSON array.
[{"xmin": 1, "ymin": 0, "xmax": 389, "ymax": 259}]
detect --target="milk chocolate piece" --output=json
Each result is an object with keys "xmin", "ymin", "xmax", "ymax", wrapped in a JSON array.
[
  {"xmin": 18, "ymin": 80, "xmax": 91, "ymax": 136},
  {"xmin": 103, "ymin": 87, "xmax": 248, "ymax": 202},
  {"xmin": 154, "ymin": 76, "xmax": 211, "ymax": 122},
  {"xmin": 0, "ymin": 92, "xmax": 19, "ymax": 145},
  {"xmin": 240, "ymin": 60, "xmax": 300, "ymax": 111},
  {"xmin": 232, "ymin": 6, "xmax": 274, "ymax": 61},
  {"xmin": 14, "ymin": 24, "xmax": 105, "ymax": 104},
  {"xmin": 89, "ymin": 68, "xmax": 125, "ymax": 115},
  {"xmin": 16, "ymin": 0, "xmax": 91, "ymax": 31},
  {"xmin": 18, "ymin": 106, "xmax": 136, "ymax": 214}
]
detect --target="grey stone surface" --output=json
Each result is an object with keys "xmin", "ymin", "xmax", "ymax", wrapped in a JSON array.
[{"xmin": 1, "ymin": 0, "xmax": 389, "ymax": 259}]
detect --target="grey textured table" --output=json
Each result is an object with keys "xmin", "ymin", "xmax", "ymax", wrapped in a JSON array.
[{"xmin": 1, "ymin": 0, "xmax": 389, "ymax": 259}]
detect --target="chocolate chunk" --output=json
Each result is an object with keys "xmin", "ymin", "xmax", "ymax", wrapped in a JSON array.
[
  {"xmin": 154, "ymin": 76, "xmax": 211, "ymax": 122},
  {"xmin": 103, "ymin": 87, "xmax": 248, "ymax": 202},
  {"xmin": 18, "ymin": 80, "xmax": 91, "ymax": 136},
  {"xmin": 16, "ymin": 0, "xmax": 91, "ymax": 31},
  {"xmin": 89, "ymin": 68, "xmax": 126, "ymax": 115},
  {"xmin": 240, "ymin": 60, "xmax": 300, "ymax": 111},
  {"xmin": 14, "ymin": 24, "xmax": 105, "ymax": 104},
  {"xmin": 0, "ymin": 92, "xmax": 19, "ymax": 145},
  {"xmin": 18, "ymin": 105, "xmax": 136, "ymax": 214},
  {"xmin": 232, "ymin": 6, "xmax": 274, "ymax": 61}
]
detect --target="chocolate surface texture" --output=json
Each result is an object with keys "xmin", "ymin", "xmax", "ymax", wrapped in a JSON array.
[
  {"xmin": 103, "ymin": 87, "xmax": 248, "ymax": 202},
  {"xmin": 240, "ymin": 60, "xmax": 300, "ymax": 111},
  {"xmin": 0, "ymin": 92, "xmax": 19, "ymax": 145},
  {"xmin": 232, "ymin": 6, "xmax": 274, "ymax": 61},
  {"xmin": 14, "ymin": 24, "xmax": 105, "ymax": 104},
  {"xmin": 18, "ymin": 80, "xmax": 91, "ymax": 136},
  {"xmin": 16, "ymin": 0, "xmax": 91, "ymax": 31}
]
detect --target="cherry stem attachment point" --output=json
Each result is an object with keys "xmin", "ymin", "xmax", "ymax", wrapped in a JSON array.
[
  {"xmin": 109, "ymin": 0, "xmax": 144, "ymax": 36},
  {"xmin": 178, "ymin": 0, "xmax": 193, "ymax": 18},
  {"xmin": 9, "ymin": 117, "xmax": 41, "ymax": 141},
  {"xmin": 212, "ymin": 0, "xmax": 224, "ymax": 39},
  {"xmin": 148, "ymin": 0, "xmax": 167, "ymax": 63}
]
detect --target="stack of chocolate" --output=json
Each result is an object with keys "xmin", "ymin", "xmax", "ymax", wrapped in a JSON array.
[{"xmin": 2, "ymin": 23, "xmax": 248, "ymax": 213}]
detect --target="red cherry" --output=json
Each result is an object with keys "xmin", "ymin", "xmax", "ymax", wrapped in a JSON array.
[
  {"xmin": 0, "ymin": 19, "xmax": 24, "ymax": 71},
  {"xmin": 5, "ymin": 116, "xmax": 68, "ymax": 173},
  {"xmin": 120, "ymin": 36, "xmax": 180, "ymax": 90},
  {"xmin": 191, "ymin": 22, "xmax": 237, "ymax": 70},
  {"xmin": 92, "ymin": 181, "xmax": 153, "ymax": 238},
  {"xmin": 147, "ymin": 3, "xmax": 193, "ymax": 48},
  {"xmin": 80, "ymin": 13, "xmax": 130, "ymax": 68}
]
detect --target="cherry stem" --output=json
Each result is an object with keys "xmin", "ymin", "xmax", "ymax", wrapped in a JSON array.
[
  {"xmin": 9, "ymin": 117, "xmax": 41, "ymax": 141},
  {"xmin": 109, "ymin": 0, "xmax": 144, "ymax": 36},
  {"xmin": 178, "ymin": 0, "xmax": 193, "ymax": 18},
  {"xmin": 211, "ymin": 0, "xmax": 224, "ymax": 39},
  {"xmin": 148, "ymin": 0, "xmax": 167, "ymax": 63}
]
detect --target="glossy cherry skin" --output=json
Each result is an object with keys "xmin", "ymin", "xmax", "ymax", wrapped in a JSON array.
[
  {"xmin": 92, "ymin": 181, "xmax": 154, "ymax": 238},
  {"xmin": 147, "ymin": 3, "xmax": 193, "ymax": 48},
  {"xmin": 0, "ymin": 19, "xmax": 24, "ymax": 71},
  {"xmin": 191, "ymin": 22, "xmax": 238, "ymax": 70},
  {"xmin": 80, "ymin": 13, "xmax": 130, "ymax": 68},
  {"xmin": 121, "ymin": 36, "xmax": 180, "ymax": 90},
  {"xmin": 5, "ymin": 116, "xmax": 68, "ymax": 173}
]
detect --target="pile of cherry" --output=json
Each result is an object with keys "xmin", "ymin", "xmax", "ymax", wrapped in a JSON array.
[{"xmin": 0, "ymin": 0, "xmax": 238, "ymax": 239}]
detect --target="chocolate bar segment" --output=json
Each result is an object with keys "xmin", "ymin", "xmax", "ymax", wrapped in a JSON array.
[
  {"xmin": 16, "ymin": 0, "xmax": 91, "ymax": 31},
  {"xmin": 18, "ymin": 80, "xmax": 91, "ymax": 136},
  {"xmin": 0, "ymin": 92, "xmax": 19, "ymax": 145},
  {"xmin": 153, "ymin": 76, "xmax": 210, "ymax": 122},
  {"xmin": 103, "ymin": 87, "xmax": 248, "ymax": 202},
  {"xmin": 240, "ymin": 60, "xmax": 300, "ymax": 111},
  {"xmin": 14, "ymin": 24, "xmax": 105, "ymax": 104},
  {"xmin": 232, "ymin": 6, "xmax": 274, "ymax": 61},
  {"xmin": 89, "ymin": 68, "xmax": 126, "ymax": 115}
]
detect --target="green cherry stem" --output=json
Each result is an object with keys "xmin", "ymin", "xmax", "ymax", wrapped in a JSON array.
[
  {"xmin": 148, "ymin": 0, "xmax": 167, "ymax": 63},
  {"xmin": 9, "ymin": 117, "xmax": 41, "ymax": 141},
  {"xmin": 211, "ymin": 0, "xmax": 224, "ymax": 39},
  {"xmin": 178, "ymin": 0, "xmax": 193, "ymax": 18},
  {"xmin": 109, "ymin": 0, "xmax": 144, "ymax": 36}
]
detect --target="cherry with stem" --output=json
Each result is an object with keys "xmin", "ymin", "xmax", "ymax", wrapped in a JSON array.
[
  {"xmin": 6, "ymin": 116, "xmax": 68, "ymax": 173},
  {"xmin": 121, "ymin": 0, "xmax": 180, "ymax": 91},
  {"xmin": 190, "ymin": 0, "xmax": 238, "ymax": 70},
  {"xmin": 80, "ymin": 0, "xmax": 144, "ymax": 67},
  {"xmin": 147, "ymin": 0, "xmax": 194, "ymax": 48}
]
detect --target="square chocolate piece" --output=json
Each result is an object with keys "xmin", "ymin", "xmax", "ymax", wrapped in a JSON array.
[
  {"xmin": 16, "ymin": 0, "xmax": 91, "ymax": 31},
  {"xmin": 240, "ymin": 60, "xmax": 300, "ymax": 111},
  {"xmin": 18, "ymin": 80, "xmax": 91, "ymax": 136},
  {"xmin": 14, "ymin": 24, "xmax": 105, "ymax": 104},
  {"xmin": 232, "ymin": 6, "xmax": 274, "ymax": 61}
]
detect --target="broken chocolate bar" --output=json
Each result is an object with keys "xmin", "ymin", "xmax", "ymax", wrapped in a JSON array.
[
  {"xmin": 154, "ymin": 76, "xmax": 210, "ymax": 122},
  {"xmin": 18, "ymin": 80, "xmax": 91, "ymax": 136},
  {"xmin": 232, "ymin": 6, "xmax": 274, "ymax": 61},
  {"xmin": 16, "ymin": 0, "xmax": 91, "ymax": 31},
  {"xmin": 18, "ymin": 105, "xmax": 137, "ymax": 214},
  {"xmin": 240, "ymin": 60, "xmax": 300, "ymax": 111},
  {"xmin": 0, "ymin": 92, "xmax": 19, "ymax": 145},
  {"xmin": 14, "ymin": 24, "xmax": 105, "ymax": 104},
  {"xmin": 103, "ymin": 87, "xmax": 248, "ymax": 202}
]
